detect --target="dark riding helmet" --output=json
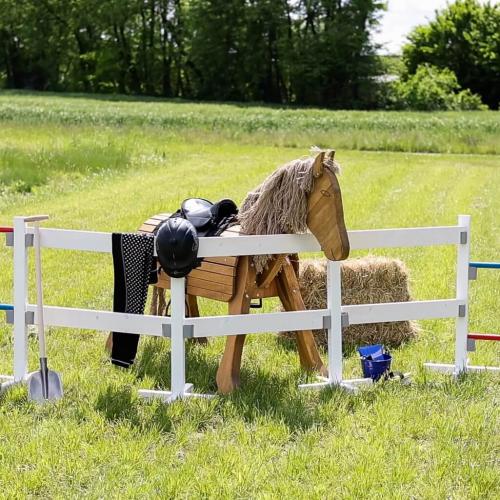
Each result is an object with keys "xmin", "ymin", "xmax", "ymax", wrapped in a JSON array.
[{"xmin": 156, "ymin": 217, "xmax": 200, "ymax": 278}]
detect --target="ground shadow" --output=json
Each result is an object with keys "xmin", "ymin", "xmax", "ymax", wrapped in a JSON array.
[
  {"xmin": 94, "ymin": 385, "xmax": 140, "ymax": 426},
  {"xmin": 133, "ymin": 338, "xmax": 220, "ymax": 394},
  {"xmin": 131, "ymin": 338, "xmax": 354, "ymax": 433},
  {"xmin": 275, "ymin": 333, "xmax": 358, "ymax": 357}
]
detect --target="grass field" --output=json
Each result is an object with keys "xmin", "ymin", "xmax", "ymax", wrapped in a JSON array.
[
  {"xmin": 0, "ymin": 92, "xmax": 499, "ymax": 498},
  {"xmin": 1, "ymin": 91, "xmax": 500, "ymax": 157}
]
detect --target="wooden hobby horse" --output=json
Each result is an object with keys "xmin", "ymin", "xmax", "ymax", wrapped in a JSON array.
[{"xmin": 111, "ymin": 149, "xmax": 349, "ymax": 393}]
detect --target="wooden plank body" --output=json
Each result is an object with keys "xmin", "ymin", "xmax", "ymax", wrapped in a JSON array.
[{"xmin": 140, "ymin": 213, "xmax": 240, "ymax": 301}]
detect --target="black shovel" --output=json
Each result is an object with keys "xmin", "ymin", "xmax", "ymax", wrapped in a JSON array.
[{"xmin": 27, "ymin": 216, "xmax": 63, "ymax": 402}]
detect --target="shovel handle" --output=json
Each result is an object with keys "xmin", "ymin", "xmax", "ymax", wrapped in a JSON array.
[{"xmin": 33, "ymin": 221, "xmax": 47, "ymax": 358}]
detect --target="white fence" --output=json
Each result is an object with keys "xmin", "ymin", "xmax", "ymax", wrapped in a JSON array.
[{"xmin": 2, "ymin": 214, "xmax": 494, "ymax": 402}]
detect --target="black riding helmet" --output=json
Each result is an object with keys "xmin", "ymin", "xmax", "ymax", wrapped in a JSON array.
[{"xmin": 156, "ymin": 217, "xmax": 200, "ymax": 278}]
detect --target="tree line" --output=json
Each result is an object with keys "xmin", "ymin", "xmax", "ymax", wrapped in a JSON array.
[
  {"xmin": 0, "ymin": 0, "xmax": 498, "ymax": 109},
  {"xmin": 0, "ymin": 0, "xmax": 385, "ymax": 108}
]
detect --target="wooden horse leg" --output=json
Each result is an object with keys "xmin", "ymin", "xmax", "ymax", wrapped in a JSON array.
[
  {"xmin": 186, "ymin": 294, "xmax": 207, "ymax": 345},
  {"xmin": 277, "ymin": 258, "xmax": 327, "ymax": 376},
  {"xmin": 216, "ymin": 256, "xmax": 251, "ymax": 394}
]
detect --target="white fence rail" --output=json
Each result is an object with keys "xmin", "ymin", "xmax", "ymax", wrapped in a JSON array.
[
  {"xmin": 27, "ymin": 224, "xmax": 466, "ymax": 255},
  {"xmin": 2, "ymin": 214, "xmax": 489, "ymax": 401}
]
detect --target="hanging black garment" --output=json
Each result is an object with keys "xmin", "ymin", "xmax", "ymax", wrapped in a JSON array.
[{"xmin": 110, "ymin": 233, "xmax": 155, "ymax": 368}]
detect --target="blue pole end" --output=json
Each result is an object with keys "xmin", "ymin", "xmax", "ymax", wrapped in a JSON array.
[{"xmin": 469, "ymin": 261, "xmax": 500, "ymax": 270}]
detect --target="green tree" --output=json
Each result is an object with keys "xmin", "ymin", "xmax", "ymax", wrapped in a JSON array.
[
  {"xmin": 288, "ymin": 0, "xmax": 385, "ymax": 107},
  {"xmin": 0, "ymin": 0, "xmax": 386, "ymax": 107},
  {"xmin": 0, "ymin": 0, "xmax": 72, "ymax": 90},
  {"xmin": 402, "ymin": 0, "xmax": 500, "ymax": 109},
  {"xmin": 389, "ymin": 64, "xmax": 486, "ymax": 111}
]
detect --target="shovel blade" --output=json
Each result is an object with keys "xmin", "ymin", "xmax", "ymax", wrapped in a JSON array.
[{"xmin": 28, "ymin": 370, "xmax": 63, "ymax": 402}]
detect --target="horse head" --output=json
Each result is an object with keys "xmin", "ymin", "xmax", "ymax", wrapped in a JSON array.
[
  {"xmin": 238, "ymin": 148, "xmax": 349, "ymax": 271},
  {"xmin": 306, "ymin": 150, "xmax": 349, "ymax": 261}
]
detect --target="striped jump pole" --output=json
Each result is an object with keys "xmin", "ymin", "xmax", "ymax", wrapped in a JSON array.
[
  {"xmin": 464, "ymin": 259, "xmax": 500, "ymax": 367},
  {"xmin": 1, "ymin": 228, "xmax": 15, "ymax": 317},
  {"xmin": 469, "ymin": 261, "xmax": 500, "ymax": 270},
  {"xmin": 1, "ymin": 227, "xmax": 17, "ymax": 390},
  {"xmin": 468, "ymin": 333, "xmax": 500, "ymax": 342}
]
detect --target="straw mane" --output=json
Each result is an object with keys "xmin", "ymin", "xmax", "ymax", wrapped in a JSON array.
[{"xmin": 238, "ymin": 148, "xmax": 341, "ymax": 272}]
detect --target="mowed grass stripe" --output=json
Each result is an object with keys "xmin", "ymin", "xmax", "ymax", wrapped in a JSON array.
[{"xmin": 1, "ymin": 91, "xmax": 500, "ymax": 154}]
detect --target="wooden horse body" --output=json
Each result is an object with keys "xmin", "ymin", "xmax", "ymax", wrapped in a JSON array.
[{"xmin": 142, "ymin": 150, "xmax": 350, "ymax": 394}]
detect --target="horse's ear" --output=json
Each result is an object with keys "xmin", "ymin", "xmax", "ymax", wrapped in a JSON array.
[
  {"xmin": 312, "ymin": 152, "xmax": 325, "ymax": 178},
  {"xmin": 327, "ymin": 149, "xmax": 335, "ymax": 162}
]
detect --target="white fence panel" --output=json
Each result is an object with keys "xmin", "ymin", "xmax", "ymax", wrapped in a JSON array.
[
  {"xmin": 1, "ymin": 215, "xmax": 481, "ymax": 402},
  {"xmin": 186, "ymin": 309, "xmax": 328, "ymax": 337},
  {"xmin": 343, "ymin": 299, "xmax": 462, "ymax": 325},
  {"xmin": 26, "ymin": 305, "xmax": 170, "ymax": 336}
]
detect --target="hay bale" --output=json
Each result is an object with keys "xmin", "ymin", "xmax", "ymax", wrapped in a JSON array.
[{"xmin": 282, "ymin": 257, "xmax": 418, "ymax": 350}]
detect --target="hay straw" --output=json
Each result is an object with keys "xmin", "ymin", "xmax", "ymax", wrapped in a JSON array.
[{"xmin": 282, "ymin": 256, "xmax": 419, "ymax": 350}]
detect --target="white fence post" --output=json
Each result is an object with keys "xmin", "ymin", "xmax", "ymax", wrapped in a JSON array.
[
  {"xmin": 454, "ymin": 215, "xmax": 471, "ymax": 374},
  {"xmin": 170, "ymin": 277, "xmax": 186, "ymax": 398},
  {"xmin": 327, "ymin": 260, "xmax": 343, "ymax": 383},
  {"xmin": 13, "ymin": 217, "xmax": 28, "ymax": 381}
]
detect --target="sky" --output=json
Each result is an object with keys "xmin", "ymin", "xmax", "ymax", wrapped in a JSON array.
[{"xmin": 373, "ymin": 0, "xmax": 467, "ymax": 54}]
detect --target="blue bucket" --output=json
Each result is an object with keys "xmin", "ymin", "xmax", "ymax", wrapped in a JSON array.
[
  {"xmin": 358, "ymin": 344, "xmax": 384, "ymax": 359},
  {"xmin": 360, "ymin": 353, "xmax": 392, "ymax": 381}
]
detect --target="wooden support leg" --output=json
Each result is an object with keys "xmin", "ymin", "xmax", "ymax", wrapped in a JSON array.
[
  {"xmin": 277, "ymin": 258, "xmax": 327, "ymax": 376},
  {"xmin": 216, "ymin": 296, "xmax": 251, "ymax": 394},
  {"xmin": 216, "ymin": 257, "xmax": 251, "ymax": 394},
  {"xmin": 186, "ymin": 294, "xmax": 207, "ymax": 345}
]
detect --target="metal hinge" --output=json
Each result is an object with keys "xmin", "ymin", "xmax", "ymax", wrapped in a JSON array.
[
  {"xmin": 458, "ymin": 304, "xmax": 466, "ymax": 318},
  {"xmin": 460, "ymin": 231, "xmax": 468, "ymax": 244},
  {"xmin": 5, "ymin": 310, "xmax": 13, "ymax": 324},
  {"xmin": 161, "ymin": 324, "xmax": 194, "ymax": 339},
  {"xmin": 323, "ymin": 315, "xmax": 331, "ymax": 329},
  {"xmin": 161, "ymin": 324, "xmax": 171, "ymax": 337},
  {"xmin": 467, "ymin": 338, "xmax": 476, "ymax": 352},
  {"xmin": 468, "ymin": 265, "xmax": 478, "ymax": 280},
  {"xmin": 8, "ymin": 234, "xmax": 35, "ymax": 247},
  {"xmin": 5, "ymin": 310, "xmax": 34, "ymax": 325},
  {"xmin": 341, "ymin": 312, "xmax": 350, "ymax": 328},
  {"xmin": 322, "ymin": 312, "xmax": 349, "ymax": 329},
  {"xmin": 183, "ymin": 325, "xmax": 194, "ymax": 339}
]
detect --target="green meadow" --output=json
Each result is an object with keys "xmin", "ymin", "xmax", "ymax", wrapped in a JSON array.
[{"xmin": 0, "ymin": 92, "xmax": 499, "ymax": 498}]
